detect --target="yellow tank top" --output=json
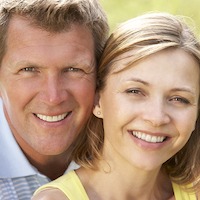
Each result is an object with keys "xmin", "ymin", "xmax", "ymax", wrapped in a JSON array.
[
  {"xmin": 35, "ymin": 170, "xmax": 197, "ymax": 200},
  {"xmin": 35, "ymin": 170, "xmax": 89, "ymax": 200},
  {"xmin": 172, "ymin": 182, "xmax": 196, "ymax": 200}
]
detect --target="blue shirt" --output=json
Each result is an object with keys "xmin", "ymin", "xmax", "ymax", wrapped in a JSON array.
[{"xmin": 0, "ymin": 99, "xmax": 79, "ymax": 200}]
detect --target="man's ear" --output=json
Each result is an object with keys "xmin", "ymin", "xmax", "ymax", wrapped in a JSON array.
[{"xmin": 93, "ymin": 93, "xmax": 103, "ymax": 119}]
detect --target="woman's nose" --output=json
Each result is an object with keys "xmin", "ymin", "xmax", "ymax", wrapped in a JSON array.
[{"xmin": 142, "ymin": 98, "xmax": 171, "ymax": 127}]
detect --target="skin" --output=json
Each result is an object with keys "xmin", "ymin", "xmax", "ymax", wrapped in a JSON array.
[
  {"xmin": 92, "ymin": 48, "xmax": 199, "ymax": 199},
  {"xmin": 96, "ymin": 48, "xmax": 199, "ymax": 172},
  {"xmin": 32, "ymin": 188, "xmax": 67, "ymax": 200},
  {"xmin": 0, "ymin": 15, "xmax": 96, "ymax": 180},
  {"xmin": 32, "ymin": 48, "xmax": 200, "ymax": 200}
]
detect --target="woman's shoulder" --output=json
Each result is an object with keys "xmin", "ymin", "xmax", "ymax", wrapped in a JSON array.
[
  {"xmin": 32, "ymin": 170, "xmax": 89, "ymax": 200},
  {"xmin": 31, "ymin": 188, "xmax": 69, "ymax": 200},
  {"xmin": 32, "ymin": 171, "xmax": 76, "ymax": 200}
]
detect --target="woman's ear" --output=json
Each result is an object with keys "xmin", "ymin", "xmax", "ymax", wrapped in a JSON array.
[{"xmin": 93, "ymin": 92, "xmax": 103, "ymax": 119}]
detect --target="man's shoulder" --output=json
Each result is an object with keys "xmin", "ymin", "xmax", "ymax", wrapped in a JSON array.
[{"xmin": 0, "ymin": 175, "xmax": 49, "ymax": 200}]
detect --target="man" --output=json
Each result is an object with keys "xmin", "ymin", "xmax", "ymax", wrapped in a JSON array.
[{"xmin": 0, "ymin": 0, "xmax": 109, "ymax": 199}]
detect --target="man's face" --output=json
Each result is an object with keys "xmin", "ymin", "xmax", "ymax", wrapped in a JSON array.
[{"xmin": 0, "ymin": 15, "xmax": 96, "ymax": 156}]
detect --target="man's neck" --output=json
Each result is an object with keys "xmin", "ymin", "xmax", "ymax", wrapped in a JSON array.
[
  {"xmin": 25, "ymin": 149, "xmax": 72, "ymax": 180},
  {"xmin": 11, "ymin": 125, "xmax": 73, "ymax": 180},
  {"xmin": 14, "ymin": 133, "xmax": 73, "ymax": 180},
  {"xmin": 33, "ymin": 156, "xmax": 71, "ymax": 180}
]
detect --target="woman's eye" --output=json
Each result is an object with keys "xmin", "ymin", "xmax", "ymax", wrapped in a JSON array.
[
  {"xmin": 126, "ymin": 89, "xmax": 143, "ymax": 95},
  {"xmin": 170, "ymin": 97, "xmax": 190, "ymax": 104}
]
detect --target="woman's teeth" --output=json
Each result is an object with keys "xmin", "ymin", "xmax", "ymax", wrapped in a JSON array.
[{"xmin": 132, "ymin": 131, "xmax": 166, "ymax": 143}]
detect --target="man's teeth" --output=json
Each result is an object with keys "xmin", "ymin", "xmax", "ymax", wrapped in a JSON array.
[
  {"xmin": 36, "ymin": 113, "xmax": 68, "ymax": 122},
  {"xmin": 132, "ymin": 131, "xmax": 166, "ymax": 143}
]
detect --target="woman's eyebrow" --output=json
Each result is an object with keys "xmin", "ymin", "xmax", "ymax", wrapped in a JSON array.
[
  {"xmin": 126, "ymin": 78, "xmax": 149, "ymax": 86},
  {"xmin": 171, "ymin": 87, "xmax": 197, "ymax": 95}
]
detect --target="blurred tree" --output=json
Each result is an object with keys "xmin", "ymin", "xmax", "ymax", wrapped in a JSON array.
[{"xmin": 100, "ymin": 0, "xmax": 200, "ymax": 35}]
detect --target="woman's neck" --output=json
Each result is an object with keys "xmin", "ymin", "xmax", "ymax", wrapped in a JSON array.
[{"xmin": 76, "ymin": 160, "xmax": 174, "ymax": 200}]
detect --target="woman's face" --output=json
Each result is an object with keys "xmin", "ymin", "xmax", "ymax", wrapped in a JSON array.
[{"xmin": 94, "ymin": 48, "xmax": 199, "ymax": 171}]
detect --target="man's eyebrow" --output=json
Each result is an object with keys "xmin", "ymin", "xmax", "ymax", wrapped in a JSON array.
[{"xmin": 15, "ymin": 61, "xmax": 41, "ymax": 68}]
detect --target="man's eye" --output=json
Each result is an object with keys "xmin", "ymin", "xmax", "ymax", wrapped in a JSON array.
[
  {"xmin": 21, "ymin": 67, "xmax": 36, "ymax": 72},
  {"xmin": 65, "ymin": 67, "xmax": 81, "ymax": 72}
]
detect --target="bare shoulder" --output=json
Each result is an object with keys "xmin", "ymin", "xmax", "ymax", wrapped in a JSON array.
[
  {"xmin": 196, "ymin": 192, "xmax": 200, "ymax": 199},
  {"xmin": 31, "ymin": 188, "xmax": 69, "ymax": 200},
  {"xmin": 168, "ymin": 195, "xmax": 175, "ymax": 200}
]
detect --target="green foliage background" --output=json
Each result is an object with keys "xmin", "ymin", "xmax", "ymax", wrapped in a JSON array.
[{"xmin": 100, "ymin": 0, "xmax": 200, "ymax": 35}]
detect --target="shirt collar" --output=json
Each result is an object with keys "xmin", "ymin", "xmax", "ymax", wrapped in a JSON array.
[
  {"xmin": 0, "ymin": 98, "xmax": 38, "ymax": 178},
  {"xmin": 0, "ymin": 98, "xmax": 79, "ymax": 178}
]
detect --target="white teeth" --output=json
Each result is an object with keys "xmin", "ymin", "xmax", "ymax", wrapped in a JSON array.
[
  {"xmin": 132, "ymin": 131, "xmax": 166, "ymax": 143},
  {"xmin": 36, "ymin": 113, "xmax": 68, "ymax": 122}
]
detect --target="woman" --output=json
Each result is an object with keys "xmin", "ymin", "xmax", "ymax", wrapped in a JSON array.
[{"xmin": 32, "ymin": 12, "xmax": 200, "ymax": 200}]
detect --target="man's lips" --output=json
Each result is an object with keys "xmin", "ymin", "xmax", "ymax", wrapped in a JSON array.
[{"xmin": 35, "ymin": 112, "xmax": 70, "ymax": 122}]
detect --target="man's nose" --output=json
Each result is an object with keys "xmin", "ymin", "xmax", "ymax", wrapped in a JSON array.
[{"xmin": 40, "ymin": 74, "xmax": 69, "ymax": 105}]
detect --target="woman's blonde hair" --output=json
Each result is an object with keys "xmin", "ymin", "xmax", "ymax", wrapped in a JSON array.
[{"xmin": 73, "ymin": 12, "xmax": 200, "ymax": 191}]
